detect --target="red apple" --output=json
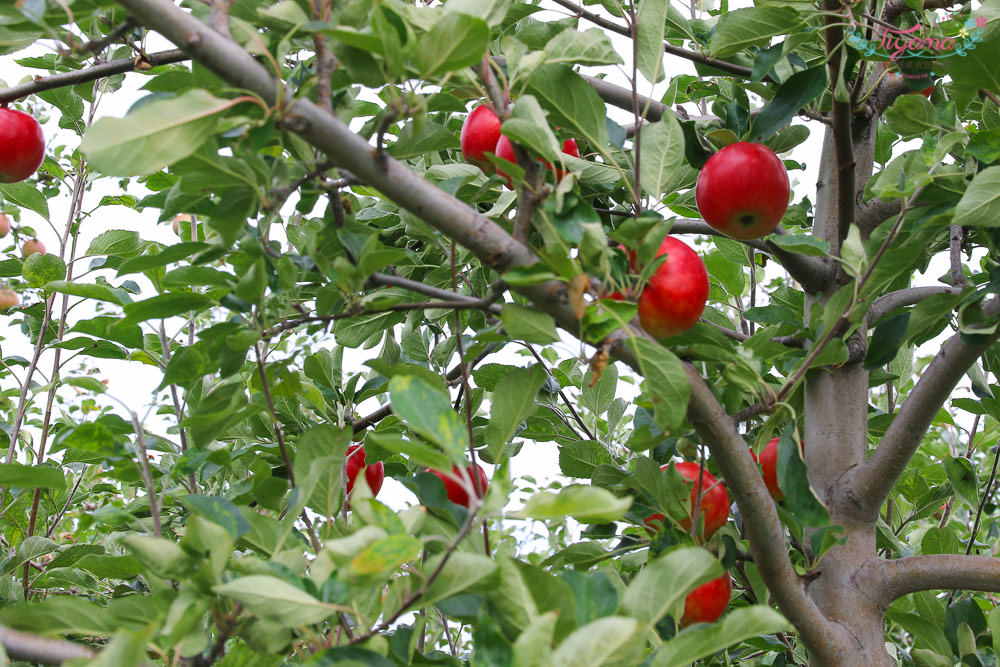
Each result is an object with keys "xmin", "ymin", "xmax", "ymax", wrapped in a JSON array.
[
  {"xmin": 460, "ymin": 105, "xmax": 502, "ymax": 172},
  {"xmin": 0, "ymin": 288, "xmax": 19, "ymax": 311},
  {"xmin": 345, "ymin": 444, "xmax": 384, "ymax": 499},
  {"xmin": 495, "ymin": 135, "xmax": 580, "ymax": 189},
  {"xmin": 428, "ymin": 463, "xmax": 488, "ymax": 506},
  {"xmin": 695, "ymin": 142, "xmax": 789, "ymax": 240},
  {"xmin": 645, "ymin": 462, "xmax": 730, "ymax": 540},
  {"xmin": 172, "ymin": 213, "xmax": 192, "ymax": 236},
  {"xmin": 637, "ymin": 236, "xmax": 709, "ymax": 339},
  {"xmin": 0, "ymin": 108, "xmax": 45, "ymax": 183},
  {"xmin": 680, "ymin": 573, "xmax": 731, "ymax": 627},
  {"xmin": 21, "ymin": 239, "xmax": 45, "ymax": 258},
  {"xmin": 750, "ymin": 437, "xmax": 783, "ymax": 501},
  {"xmin": 0, "ymin": 214, "xmax": 9, "ymax": 238}
]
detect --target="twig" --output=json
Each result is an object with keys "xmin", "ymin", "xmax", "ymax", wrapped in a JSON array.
[
  {"xmin": 0, "ymin": 49, "xmax": 188, "ymax": 104},
  {"xmin": 522, "ymin": 344, "xmax": 597, "ymax": 441},
  {"xmin": 65, "ymin": 16, "xmax": 137, "ymax": 56},
  {"xmin": 0, "ymin": 625, "xmax": 96, "ymax": 664},
  {"xmin": 966, "ymin": 439, "xmax": 999, "ymax": 555},
  {"xmin": 254, "ymin": 344, "xmax": 321, "ymax": 552},
  {"xmin": 949, "ymin": 225, "xmax": 965, "ymax": 289}
]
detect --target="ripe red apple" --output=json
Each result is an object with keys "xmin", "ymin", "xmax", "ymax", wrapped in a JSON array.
[
  {"xmin": 750, "ymin": 437, "xmax": 783, "ymax": 501},
  {"xmin": 0, "ymin": 214, "xmax": 9, "ymax": 238},
  {"xmin": 695, "ymin": 141, "xmax": 789, "ymax": 240},
  {"xmin": 21, "ymin": 239, "xmax": 45, "ymax": 258},
  {"xmin": 428, "ymin": 463, "xmax": 488, "ymax": 506},
  {"xmin": 637, "ymin": 236, "xmax": 709, "ymax": 339},
  {"xmin": 680, "ymin": 573, "xmax": 731, "ymax": 627},
  {"xmin": 345, "ymin": 444, "xmax": 384, "ymax": 499},
  {"xmin": 645, "ymin": 462, "xmax": 730, "ymax": 540},
  {"xmin": 0, "ymin": 288, "xmax": 19, "ymax": 311},
  {"xmin": 461, "ymin": 105, "xmax": 502, "ymax": 172},
  {"xmin": 495, "ymin": 135, "xmax": 580, "ymax": 189},
  {"xmin": 0, "ymin": 108, "xmax": 45, "ymax": 183}
]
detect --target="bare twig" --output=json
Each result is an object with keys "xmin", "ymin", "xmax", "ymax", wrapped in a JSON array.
[{"xmin": 0, "ymin": 625, "xmax": 96, "ymax": 665}]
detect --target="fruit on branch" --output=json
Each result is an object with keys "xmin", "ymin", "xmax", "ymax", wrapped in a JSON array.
[
  {"xmin": 0, "ymin": 108, "xmax": 45, "ymax": 183},
  {"xmin": 637, "ymin": 236, "xmax": 709, "ymax": 339},
  {"xmin": 172, "ymin": 213, "xmax": 193, "ymax": 236},
  {"xmin": 494, "ymin": 134, "xmax": 580, "ymax": 189},
  {"xmin": 0, "ymin": 287, "xmax": 19, "ymax": 311},
  {"xmin": 429, "ymin": 463, "xmax": 489, "ymax": 506},
  {"xmin": 345, "ymin": 444, "xmax": 384, "ymax": 499},
  {"xmin": 0, "ymin": 214, "xmax": 9, "ymax": 238},
  {"xmin": 695, "ymin": 142, "xmax": 789, "ymax": 240},
  {"xmin": 680, "ymin": 573, "xmax": 731, "ymax": 627},
  {"xmin": 461, "ymin": 105, "xmax": 503, "ymax": 173},
  {"xmin": 21, "ymin": 239, "xmax": 45, "ymax": 258},
  {"xmin": 645, "ymin": 462, "xmax": 730, "ymax": 540},
  {"xmin": 750, "ymin": 437, "xmax": 783, "ymax": 501}
]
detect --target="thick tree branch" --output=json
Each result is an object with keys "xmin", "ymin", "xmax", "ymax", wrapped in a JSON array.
[
  {"xmin": 882, "ymin": 0, "xmax": 960, "ymax": 22},
  {"xmin": 669, "ymin": 220, "xmax": 833, "ymax": 292},
  {"xmin": 855, "ymin": 198, "xmax": 901, "ymax": 234},
  {"xmin": 580, "ymin": 73, "xmax": 667, "ymax": 122},
  {"xmin": 0, "ymin": 49, "xmax": 188, "ymax": 104},
  {"xmin": 847, "ymin": 300, "xmax": 1000, "ymax": 519},
  {"xmin": 865, "ymin": 286, "xmax": 957, "ymax": 327},
  {"xmin": 864, "ymin": 555, "xmax": 1000, "ymax": 605},
  {"xmin": 0, "ymin": 625, "xmax": 96, "ymax": 664}
]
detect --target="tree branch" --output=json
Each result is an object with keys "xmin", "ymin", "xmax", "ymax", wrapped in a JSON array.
[
  {"xmin": 824, "ymin": 2, "xmax": 855, "ymax": 244},
  {"xmin": 0, "ymin": 625, "xmax": 96, "ymax": 664},
  {"xmin": 882, "ymin": 0, "xmax": 960, "ymax": 22},
  {"xmin": 846, "ymin": 299, "xmax": 1000, "ymax": 519},
  {"xmin": 0, "ymin": 49, "xmax": 188, "ymax": 104},
  {"xmin": 682, "ymin": 367, "xmax": 855, "ymax": 664},
  {"xmin": 855, "ymin": 198, "xmax": 901, "ymax": 234},
  {"xmin": 865, "ymin": 555, "xmax": 1000, "ymax": 605},
  {"xmin": 865, "ymin": 286, "xmax": 957, "ymax": 327}
]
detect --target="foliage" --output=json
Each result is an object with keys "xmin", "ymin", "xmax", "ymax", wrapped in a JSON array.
[{"xmin": 0, "ymin": 0, "xmax": 997, "ymax": 665}]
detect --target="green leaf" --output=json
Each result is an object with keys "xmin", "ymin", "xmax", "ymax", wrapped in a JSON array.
[
  {"xmin": 0, "ymin": 463, "xmax": 64, "ymax": 489},
  {"xmin": 388, "ymin": 120, "xmax": 461, "ymax": 159},
  {"xmin": 421, "ymin": 552, "xmax": 499, "ymax": 606},
  {"xmin": 122, "ymin": 292, "xmax": 214, "ymax": 324},
  {"xmin": 0, "ymin": 181, "xmax": 49, "ymax": 220},
  {"xmin": 650, "ymin": 606, "xmax": 790, "ymax": 666},
  {"xmin": 750, "ymin": 66, "xmax": 827, "ymax": 142},
  {"xmin": 345, "ymin": 534, "xmax": 423, "ymax": 584},
  {"xmin": 116, "ymin": 242, "xmax": 209, "ymax": 275},
  {"xmin": 214, "ymin": 576, "xmax": 340, "ymax": 626},
  {"xmin": 777, "ymin": 427, "xmax": 830, "ymax": 526},
  {"xmin": 623, "ymin": 546, "xmax": 720, "ymax": 625},
  {"xmin": 516, "ymin": 485, "xmax": 632, "ymax": 523},
  {"xmin": 3, "ymin": 536, "xmax": 58, "ymax": 574},
  {"xmin": 86, "ymin": 230, "xmax": 142, "ymax": 257},
  {"xmin": 22, "ymin": 253, "xmax": 66, "ymax": 288},
  {"xmin": 81, "ymin": 90, "xmax": 235, "ymax": 176},
  {"xmin": 943, "ymin": 456, "xmax": 979, "ymax": 509},
  {"xmin": 635, "ymin": 0, "xmax": 669, "ymax": 82},
  {"xmin": 366, "ymin": 431, "xmax": 450, "ymax": 472},
  {"xmin": 513, "ymin": 611, "xmax": 557, "ymax": 667},
  {"xmin": 551, "ymin": 616, "xmax": 644, "ymax": 667},
  {"xmin": 43, "ymin": 280, "xmax": 124, "ymax": 305},
  {"xmin": 181, "ymin": 495, "xmax": 251, "ymax": 539},
  {"xmin": 415, "ymin": 13, "xmax": 489, "ymax": 77},
  {"xmin": 865, "ymin": 312, "xmax": 910, "ymax": 369},
  {"xmin": 767, "ymin": 234, "xmax": 830, "ymax": 257},
  {"xmin": 503, "ymin": 96, "xmax": 562, "ymax": 167},
  {"xmin": 86, "ymin": 626, "xmax": 155, "ymax": 667},
  {"xmin": 500, "ymin": 303, "xmax": 560, "ymax": 344},
  {"xmin": 629, "ymin": 337, "xmax": 690, "ymax": 432},
  {"xmin": 558, "ymin": 441, "xmax": 613, "ymax": 478},
  {"xmin": 545, "ymin": 28, "xmax": 622, "ymax": 67},
  {"xmin": 710, "ymin": 7, "xmax": 801, "ymax": 58},
  {"xmin": 885, "ymin": 94, "xmax": 940, "ymax": 139},
  {"xmin": 484, "ymin": 365, "xmax": 547, "ymax": 462},
  {"xmin": 526, "ymin": 65, "xmax": 610, "ymax": 149},
  {"xmin": 953, "ymin": 166, "xmax": 1000, "ymax": 227},
  {"xmin": 639, "ymin": 115, "xmax": 685, "ymax": 198},
  {"xmin": 389, "ymin": 374, "xmax": 468, "ymax": 463}
]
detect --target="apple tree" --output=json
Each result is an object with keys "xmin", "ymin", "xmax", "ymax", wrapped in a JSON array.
[{"xmin": 0, "ymin": 0, "xmax": 998, "ymax": 665}]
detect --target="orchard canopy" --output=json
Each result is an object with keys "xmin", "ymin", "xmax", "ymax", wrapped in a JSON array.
[{"xmin": 2, "ymin": 0, "xmax": 1000, "ymax": 665}]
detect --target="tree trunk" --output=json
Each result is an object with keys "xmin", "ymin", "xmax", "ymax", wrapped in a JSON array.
[{"xmin": 803, "ymin": 118, "xmax": 892, "ymax": 666}]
